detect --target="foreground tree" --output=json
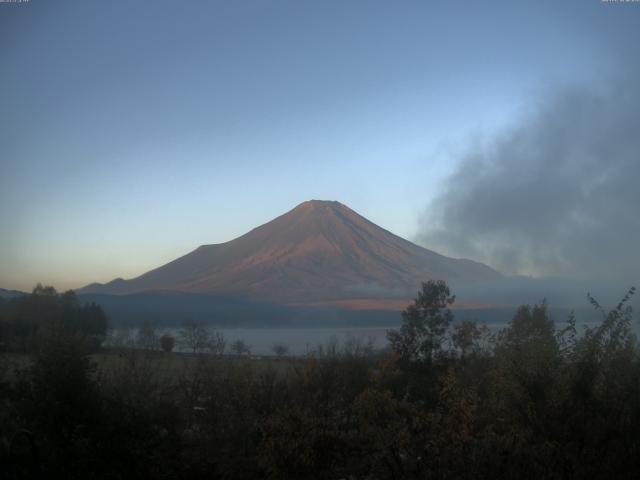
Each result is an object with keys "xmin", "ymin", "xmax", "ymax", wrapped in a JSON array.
[
  {"xmin": 387, "ymin": 280, "xmax": 455, "ymax": 367},
  {"xmin": 451, "ymin": 319, "xmax": 489, "ymax": 359},
  {"xmin": 491, "ymin": 302, "xmax": 560, "ymax": 440}
]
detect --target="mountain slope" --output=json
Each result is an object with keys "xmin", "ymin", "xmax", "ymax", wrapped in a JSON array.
[{"xmin": 80, "ymin": 200, "xmax": 501, "ymax": 305}]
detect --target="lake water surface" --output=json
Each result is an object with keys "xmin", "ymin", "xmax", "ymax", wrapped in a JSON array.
[
  {"xmin": 109, "ymin": 318, "xmax": 610, "ymax": 356},
  {"xmin": 111, "ymin": 327, "xmax": 393, "ymax": 355}
]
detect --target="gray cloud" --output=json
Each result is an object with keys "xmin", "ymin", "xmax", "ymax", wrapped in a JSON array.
[{"xmin": 419, "ymin": 72, "xmax": 640, "ymax": 285}]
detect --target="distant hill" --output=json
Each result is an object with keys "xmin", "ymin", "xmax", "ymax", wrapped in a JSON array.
[
  {"xmin": 79, "ymin": 200, "xmax": 501, "ymax": 307},
  {"xmin": 0, "ymin": 288, "xmax": 27, "ymax": 301}
]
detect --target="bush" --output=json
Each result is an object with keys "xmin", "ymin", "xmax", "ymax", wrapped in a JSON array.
[{"xmin": 160, "ymin": 334, "xmax": 175, "ymax": 353}]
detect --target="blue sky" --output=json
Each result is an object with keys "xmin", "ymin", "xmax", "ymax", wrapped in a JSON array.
[{"xmin": 1, "ymin": 0, "xmax": 638, "ymax": 291}]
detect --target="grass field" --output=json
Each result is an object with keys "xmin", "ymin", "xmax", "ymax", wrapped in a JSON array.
[{"xmin": 1, "ymin": 348, "xmax": 300, "ymax": 388}]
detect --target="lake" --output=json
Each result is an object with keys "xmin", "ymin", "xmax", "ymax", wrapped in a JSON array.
[
  {"xmin": 107, "ymin": 315, "xmax": 611, "ymax": 356},
  {"xmin": 108, "ymin": 326, "xmax": 397, "ymax": 355}
]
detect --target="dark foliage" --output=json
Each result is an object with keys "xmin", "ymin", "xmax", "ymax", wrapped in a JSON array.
[
  {"xmin": 0, "ymin": 284, "xmax": 108, "ymax": 353},
  {"xmin": 160, "ymin": 334, "xmax": 176, "ymax": 353},
  {"xmin": 0, "ymin": 282, "xmax": 639, "ymax": 479}
]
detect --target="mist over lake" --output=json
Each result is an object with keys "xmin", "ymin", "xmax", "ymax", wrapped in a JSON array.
[
  {"xmin": 108, "ymin": 313, "xmax": 610, "ymax": 356},
  {"xmin": 108, "ymin": 326, "xmax": 389, "ymax": 355}
]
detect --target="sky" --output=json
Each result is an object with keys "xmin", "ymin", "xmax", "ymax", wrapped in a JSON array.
[{"xmin": 1, "ymin": 0, "xmax": 639, "ymax": 291}]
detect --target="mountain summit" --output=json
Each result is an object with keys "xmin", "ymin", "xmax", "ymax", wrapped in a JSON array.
[{"xmin": 81, "ymin": 200, "xmax": 501, "ymax": 307}]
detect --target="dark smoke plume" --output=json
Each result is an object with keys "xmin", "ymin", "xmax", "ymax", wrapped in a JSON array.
[{"xmin": 419, "ymin": 72, "xmax": 640, "ymax": 287}]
